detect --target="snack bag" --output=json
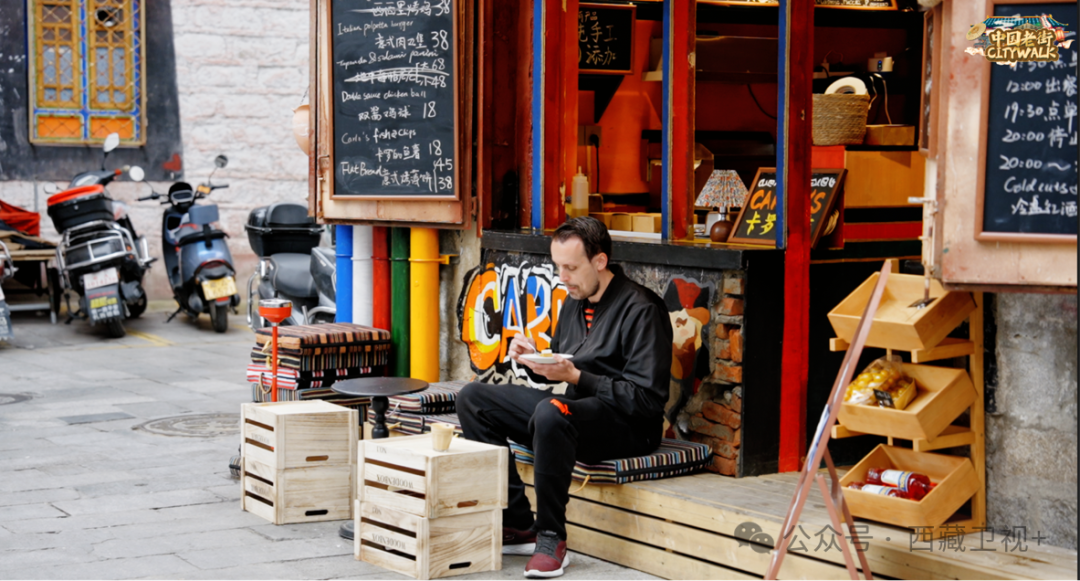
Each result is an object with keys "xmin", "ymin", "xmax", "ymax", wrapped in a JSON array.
[{"xmin": 844, "ymin": 355, "xmax": 913, "ymax": 408}]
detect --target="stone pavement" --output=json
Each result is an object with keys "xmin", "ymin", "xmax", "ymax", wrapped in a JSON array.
[{"xmin": 0, "ymin": 306, "xmax": 657, "ymax": 580}]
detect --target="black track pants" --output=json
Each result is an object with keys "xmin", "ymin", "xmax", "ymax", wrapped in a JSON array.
[{"xmin": 456, "ymin": 381, "xmax": 658, "ymax": 540}]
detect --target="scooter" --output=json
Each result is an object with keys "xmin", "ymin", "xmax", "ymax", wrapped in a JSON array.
[
  {"xmin": 0, "ymin": 240, "xmax": 15, "ymax": 341},
  {"xmin": 138, "ymin": 155, "xmax": 240, "ymax": 333},
  {"xmin": 244, "ymin": 203, "xmax": 334, "ymax": 330},
  {"xmin": 47, "ymin": 133, "xmax": 153, "ymax": 338}
]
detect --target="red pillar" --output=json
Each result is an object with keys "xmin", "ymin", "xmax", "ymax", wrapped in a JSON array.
[{"xmin": 372, "ymin": 226, "xmax": 390, "ymax": 331}]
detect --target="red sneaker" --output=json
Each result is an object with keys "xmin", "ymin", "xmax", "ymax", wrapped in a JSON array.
[
  {"xmin": 503, "ymin": 526, "xmax": 537, "ymax": 555},
  {"xmin": 524, "ymin": 530, "xmax": 569, "ymax": 578}
]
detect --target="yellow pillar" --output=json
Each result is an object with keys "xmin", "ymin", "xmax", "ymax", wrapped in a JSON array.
[{"xmin": 409, "ymin": 228, "xmax": 440, "ymax": 382}]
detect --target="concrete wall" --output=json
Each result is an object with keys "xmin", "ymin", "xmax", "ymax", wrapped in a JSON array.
[
  {"xmin": 987, "ymin": 292, "xmax": 1078, "ymax": 550},
  {"xmin": 0, "ymin": 0, "xmax": 312, "ymax": 301}
]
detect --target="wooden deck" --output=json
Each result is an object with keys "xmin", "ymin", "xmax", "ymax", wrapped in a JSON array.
[{"xmin": 518, "ymin": 465, "xmax": 1077, "ymax": 580}]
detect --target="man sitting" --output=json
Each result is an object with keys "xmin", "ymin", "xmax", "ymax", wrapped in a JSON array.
[{"xmin": 457, "ymin": 217, "xmax": 672, "ymax": 579}]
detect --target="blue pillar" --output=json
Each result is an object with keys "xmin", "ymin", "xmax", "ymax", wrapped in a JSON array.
[{"xmin": 336, "ymin": 225, "xmax": 353, "ymax": 323}]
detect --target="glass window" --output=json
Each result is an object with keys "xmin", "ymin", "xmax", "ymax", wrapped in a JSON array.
[{"xmin": 27, "ymin": 0, "xmax": 145, "ymax": 145}]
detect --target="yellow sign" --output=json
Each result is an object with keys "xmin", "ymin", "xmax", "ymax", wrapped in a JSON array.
[{"xmin": 201, "ymin": 276, "xmax": 237, "ymax": 301}]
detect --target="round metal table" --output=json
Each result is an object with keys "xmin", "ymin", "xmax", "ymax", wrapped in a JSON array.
[{"xmin": 332, "ymin": 377, "xmax": 427, "ymax": 540}]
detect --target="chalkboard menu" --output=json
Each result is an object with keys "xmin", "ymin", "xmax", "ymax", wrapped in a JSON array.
[
  {"xmin": 331, "ymin": 0, "xmax": 458, "ymax": 200},
  {"xmin": 814, "ymin": 0, "xmax": 896, "ymax": 8},
  {"xmin": 578, "ymin": 4, "xmax": 634, "ymax": 75},
  {"xmin": 981, "ymin": 3, "xmax": 1077, "ymax": 238},
  {"xmin": 728, "ymin": 168, "xmax": 846, "ymax": 247}
]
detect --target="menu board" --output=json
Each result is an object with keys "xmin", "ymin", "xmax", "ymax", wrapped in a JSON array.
[
  {"xmin": 728, "ymin": 168, "xmax": 846, "ymax": 247},
  {"xmin": 578, "ymin": 3, "xmax": 634, "ymax": 75},
  {"xmin": 980, "ymin": 3, "xmax": 1077, "ymax": 238},
  {"xmin": 331, "ymin": 0, "xmax": 458, "ymax": 200},
  {"xmin": 813, "ymin": 0, "xmax": 896, "ymax": 9}
]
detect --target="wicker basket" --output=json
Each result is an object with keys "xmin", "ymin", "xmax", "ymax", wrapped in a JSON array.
[{"xmin": 813, "ymin": 94, "xmax": 870, "ymax": 146}]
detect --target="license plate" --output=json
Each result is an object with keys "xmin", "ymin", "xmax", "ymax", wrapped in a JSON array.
[
  {"xmin": 201, "ymin": 276, "xmax": 237, "ymax": 301},
  {"xmin": 83, "ymin": 267, "xmax": 119, "ymax": 290},
  {"xmin": 87, "ymin": 285, "xmax": 122, "ymax": 322}
]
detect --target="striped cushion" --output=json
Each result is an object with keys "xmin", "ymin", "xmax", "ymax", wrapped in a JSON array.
[
  {"xmin": 255, "ymin": 323, "xmax": 391, "ymax": 350},
  {"xmin": 246, "ymin": 363, "xmax": 376, "ymax": 390},
  {"xmin": 251, "ymin": 347, "xmax": 389, "ymax": 371},
  {"xmin": 510, "ymin": 439, "xmax": 712, "ymax": 485},
  {"xmin": 387, "ymin": 380, "xmax": 468, "ymax": 414},
  {"xmin": 250, "ymin": 384, "xmax": 370, "ymax": 410},
  {"xmin": 367, "ymin": 410, "xmax": 463, "ymax": 435}
]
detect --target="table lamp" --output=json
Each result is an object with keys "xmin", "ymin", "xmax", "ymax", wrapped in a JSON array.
[{"xmin": 696, "ymin": 170, "xmax": 749, "ymax": 241}]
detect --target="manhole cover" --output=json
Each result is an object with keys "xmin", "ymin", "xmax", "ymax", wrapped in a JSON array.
[
  {"xmin": 0, "ymin": 393, "xmax": 32, "ymax": 406},
  {"xmin": 134, "ymin": 413, "xmax": 240, "ymax": 438}
]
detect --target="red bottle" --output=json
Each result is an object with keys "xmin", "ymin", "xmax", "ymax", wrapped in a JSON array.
[
  {"xmin": 847, "ymin": 482, "xmax": 912, "ymax": 499},
  {"xmin": 866, "ymin": 468, "xmax": 933, "ymax": 500}
]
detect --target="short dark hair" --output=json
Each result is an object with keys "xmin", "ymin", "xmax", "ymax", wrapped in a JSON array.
[{"xmin": 552, "ymin": 217, "xmax": 612, "ymax": 261}]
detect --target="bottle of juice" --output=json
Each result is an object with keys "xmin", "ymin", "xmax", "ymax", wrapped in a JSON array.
[
  {"xmin": 866, "ymin": 468, "xmax": 933, "ymax": 500},
  {"xmin": 847, "ymin": 482, "xmax": 912, "ymax": 499}
]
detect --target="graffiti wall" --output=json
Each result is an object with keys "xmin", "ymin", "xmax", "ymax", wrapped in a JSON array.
[{"xmin": 457, "ymin": 249, "xmax": 728, "ymax": 438}]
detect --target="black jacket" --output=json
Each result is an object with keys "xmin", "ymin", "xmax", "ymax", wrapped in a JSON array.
[{"xmin": 551, "ymin": 265, "xmax": 673, "ymax": 420}]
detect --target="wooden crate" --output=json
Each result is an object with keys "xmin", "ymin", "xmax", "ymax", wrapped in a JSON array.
[
  {"xmin": 839, "ymin": 445, "xmax": 979, "ymax": 529},
  {"xmin": 242, "ymin": 457, "xmax": 354, "ymax": 524},
  {"xmin": 359, "ymin": 434, "xmax": 507, "ymax": 519},
  {"xmin": 827, "ymin": 273, "xmax": 975, "ymax": 351},
  {"xmin": 241, "ymin": 401, "xmax": 358, "ymax": 469},
  {"xmin": 354, "ymin": 500, "xmax": 501, "ymax": 580},
  {"xmin": 838, "ymin": 363, "xmax": 976, "ymax": 441}
]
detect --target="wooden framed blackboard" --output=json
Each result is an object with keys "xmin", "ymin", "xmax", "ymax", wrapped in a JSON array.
[
  {"xmin": 702, "ymin": 0, "xmax": 896, "ymax": 8},
  {"xmin": 578, "ymin": 3, "xmax": 635, "ymax": 75},
  {"xmin": 919, "ymin": 4, "xmax": 942, "ymax": 155},
  {"xmin": 728, "ymin": 168, "xmax": 846, "ymax": 247},
  {"xmin": 975, "ymin": 0, "xmax": 1077, "ymax": 243},
  {"xmin": 328, "ymin": 0, "xmax": 459, "ymax": 201}
]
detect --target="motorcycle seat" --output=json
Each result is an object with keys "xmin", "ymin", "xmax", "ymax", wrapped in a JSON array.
[
  {"xmin": 270, "ymin": 253, "xmax": 318, "ymax": 299},
  {"xmin": 178, "ymin": 229, "xmax": 227, "ymax": 246}
]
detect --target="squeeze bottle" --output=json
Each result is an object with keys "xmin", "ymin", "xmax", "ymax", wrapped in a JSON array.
[{"xmin": 572, "ymin": 167, "xmax": 589, "ymax": 218}]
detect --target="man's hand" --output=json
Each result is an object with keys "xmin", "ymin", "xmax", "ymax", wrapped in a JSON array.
[
  {"xmin": 508, "ymin": 334, "xmax": 537, "ymax": 361},
  {"xmin": 518, "ymin": 355, "xmax": 582, "ymax": 385}
]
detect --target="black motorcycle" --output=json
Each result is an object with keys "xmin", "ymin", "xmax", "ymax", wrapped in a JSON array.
[{"xmin": 47, "ymin": 133, "xmax": 153, "ymax": 338}]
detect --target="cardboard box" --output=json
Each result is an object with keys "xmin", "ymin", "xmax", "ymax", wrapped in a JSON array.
[
  {"xmin": 632, "ymin": 213, "xmax": 662, "ymax": 234},
  {"xmin": 864, "ymin": 124, "xmax": 916, "ymax": 146},
  {"xmin": 610, "ymin": 213, "xmax": 633, "ymax": 232},
  {"xmin": 589, "ymin": 212, "xmax": 613, "ymax": 228}
]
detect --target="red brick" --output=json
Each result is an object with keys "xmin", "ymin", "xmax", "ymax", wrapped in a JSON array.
[
  {"xmin": 720, "ymin": 297, "xmax": 744, "ymax": 316},
  {"xmin": 730, "ymin": 394, "xmax": 742, "ymax": 414},
  {"xmin": 731, "ymin": 428, "xmax": 741, "ymax": 447},
  {"xmin": 723, "ymin": 276, "xmax": 745, "ymax": 296},
  {"xmin": 714, "ymin": 361, "xmax": 743, "ymax": 384},
  {"xmin": 713, "ymin": 441, "xmax": 736, "ymax": 459},
  {"xmin": 717, "ymin": 340, "xmax": 731, "ymax": 360},
  {"xmin": 689, "ymin": 432, "xmax": 722, "ymax": 451},
  {"xmin": 702, "ymin": 401, "xmax": 742, "ymax": 430},
  {"xmin": 688, "ymin": 414, "xmax": 734, "ymax": 441},
  {"xmin": 714, "ymin": 323, "xmax": 731, "ymax": 339},
  {"xmin": 709, "ymin": 455, "xmax": 738, "ymax": 476},
  {"xmin": 729, "ymin": 327, "xmax": 743, "ymax": 363}
]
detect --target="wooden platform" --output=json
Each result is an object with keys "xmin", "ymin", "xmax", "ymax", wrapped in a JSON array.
[{"xmin": 518, "ymin": 465, "xmax": 1077, "ymax": 580}]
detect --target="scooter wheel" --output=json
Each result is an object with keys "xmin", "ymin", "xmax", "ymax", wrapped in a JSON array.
[
  {"xmin": 128, "ymin": 293, "xmax": 148, "ymax": 318},
  {"xmin": 104, "ymin": 317, "xmax": 126, "ymax": 338},
  {"xmin": 210, "ymin": 302, "xmax": 229, "ymax": 334}
]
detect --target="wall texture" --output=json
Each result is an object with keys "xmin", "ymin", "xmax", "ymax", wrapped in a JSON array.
[
  {"xmin": 987, "ymin": 292, "xmax": 1078, "ymax": 550},
  {"xmin": 0, "ymin": 0, "xmax": 313, "ymax": 300}
]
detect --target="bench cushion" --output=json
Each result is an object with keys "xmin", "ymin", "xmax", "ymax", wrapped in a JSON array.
[{"xmin": 387, "ymin": 380, "xmax": 467, "ymax": 414}]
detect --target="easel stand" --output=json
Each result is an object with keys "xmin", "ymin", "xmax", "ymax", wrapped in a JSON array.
[{"xmin": 765, "ymin": 262, "xmax": 893, "ymax": 580}]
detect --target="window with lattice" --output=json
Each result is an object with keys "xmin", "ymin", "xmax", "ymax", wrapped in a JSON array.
[{"xmin": 27, "ymin": 0, "xmax": 145, "ymax": 146}]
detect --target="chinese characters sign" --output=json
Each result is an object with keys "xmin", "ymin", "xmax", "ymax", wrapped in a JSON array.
[{"xmin": 578, "ymin": 4, "xmax": 634, "ymax": 75}]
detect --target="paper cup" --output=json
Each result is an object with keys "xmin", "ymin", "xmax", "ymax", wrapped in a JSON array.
[{"xmin": 431, "ymin": 423, "xmax": 454, "ymax": 452}]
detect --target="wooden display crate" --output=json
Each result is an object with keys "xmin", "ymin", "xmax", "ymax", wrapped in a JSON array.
[
  {"xmin": 827, "ymin": 273, "xmax": 975, "ymax": 351},
  {"xmin": 241, "ymin": 401, "xmax": 358, "ymax": 469},
  {"xmin": 840, "ymin": 445, "xmax": 979, "ymax": 529},
  {"xmin": 359, "ymin": 434, "xmax": 507, "ymax": 519},
  {"xmin": 240, "ymin": 401, "xmax": 358, "ymax": 525},
  {"xmin": 838, "ymin": 363, "xmax": 976, "ymax": 441},
  {"xmin": 354, "ymin": 500, "xmax": 501, "ymax": 580},
  {"xmin": 243, "ymin": 457, "xmax": 353, "ymax": 524}
]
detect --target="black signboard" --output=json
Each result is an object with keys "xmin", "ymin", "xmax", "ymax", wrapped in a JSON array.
[
  {"xmin": 331, "ymin": 0, "xmax": 458, "ymax": 199},
  {"xmin": 729, "ymin": 168, "xmax": 846, "ymax": 247},
  {"xmin": 578, "ymin": 3, "xmax": 635, "ymax": 75},
  {"xmin": 980, "ymin": 3, "xmax": 1077, "ymax": 238}
]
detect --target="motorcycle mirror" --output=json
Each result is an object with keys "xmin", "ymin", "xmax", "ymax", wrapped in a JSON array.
[
  {"xmin": 128, "ymin": 165, "xmax": 145, "ymax": 182},
  {"xmin": 103, "ymin": 133, "xmax": 120, "ymax": 153},
  {"xmin": 214, "ymin": 155, "xmax": 229, "ymax": 169}
]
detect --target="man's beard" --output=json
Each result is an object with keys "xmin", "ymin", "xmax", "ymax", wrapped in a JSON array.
[{"xmin": 571, "ymin": 278, "xmax": 600, "ymax": 301}]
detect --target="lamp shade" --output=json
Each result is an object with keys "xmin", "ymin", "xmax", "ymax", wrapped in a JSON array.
[{"xmin": 695, "ymin": 170, "xmax": 748, "ymax": 210}]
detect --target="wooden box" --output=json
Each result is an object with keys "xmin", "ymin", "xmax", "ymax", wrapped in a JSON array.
[
  {"xmin": 863, "ymin": 124, "xmax": 916, "ymax": 147},
  {"xmin": 632, "ymin": 213, "xmax": 662, "ymax": 233},
  {"xmin": 838, "ymin": 364, "xmax": 976, "ymax": 441},
  {"xmin": 241, "ymin": 401, "xmax": 358, "ymax": 469},
  {"xmin": 355, "ymin": 500, "xmax": 501, "ymax": 580},
  {"xmin": 243, "ymin": 457, "xmax": 354, "ymax": 524},
  {"xmin": 359, "ymin": 434, "xmax": 507, "ymax": 519},
  {"xmin": 840, "ymin": 445, "xmax": 979, "ymax": 528},
  {"xmin": 827, "ymin": 273, "xmax": 976, "ymax": 351},
  {"xmin": 240, "ymin": 401, "xmax": 358, "ymax": 525}
]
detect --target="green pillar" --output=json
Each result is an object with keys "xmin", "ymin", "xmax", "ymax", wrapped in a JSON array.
[{"xmin": 390, "ymin": 227, "xmax": 410, "ymax": 377}]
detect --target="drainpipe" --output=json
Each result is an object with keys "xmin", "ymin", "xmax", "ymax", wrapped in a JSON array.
[
  {"xmin": 410, "ymin": 227, "xmax": 439, "ymax": 383},
  {"xmin": 353, "ymin": 225, "xmax": 374, "ymax": 326},
  {"xmin": 372, "ymin": 227, "xmax": 391, "ymax": 331},
  {"xmin": 335, "ymin": 226, "xmax": 353, "ymax": 323},
  {"xmin": 390, "ymin": 228, "xmax": 410, "ymax": 377}
]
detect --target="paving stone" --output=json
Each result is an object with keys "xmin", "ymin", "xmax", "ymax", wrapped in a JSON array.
[
  {"xmin": 115, "ymin": 400, "xmax": 193, "ymax": 419},
  {"xmin": 3, "ymin": 554, "xmax": 201, "ymax": 580},
  {"xmin": 52, "ymin": 489, "xmax": 224, "ymax": 516},
  {"xmin": 91, "ymin": 528, "xmax": 266, "ymax": 560},
  {"xmin": 0, "ymin": 503, "xmax": 70, "ymax": 523},
  {"xmin": 0, "ymin": 486, "xmax": 81, "ymax": 507},
  {"xmin": 0, "ymin": 526, "xmax": 115, "ymax": 552},
  {"xmin": 0, "ymin": 545, "xmax": 97, "ymax": 569},
  {"xmin": 177, "ymin": 537, "xmax": 353, "ymax": 570},
  {"xmin": 58, "ymin": 412, "xmax": 135, "ymax": 425}
]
